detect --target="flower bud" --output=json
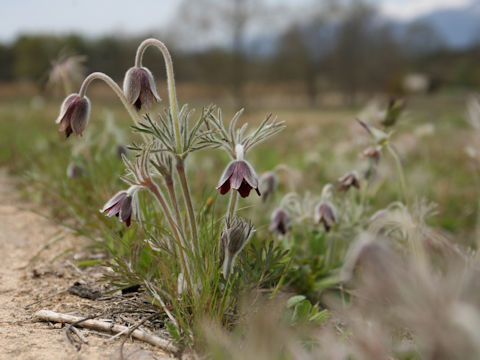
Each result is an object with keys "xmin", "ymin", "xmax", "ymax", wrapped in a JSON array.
[
  {"xmin": 123, "ymin": 67, "xmax": 161, "ymax": 110},
  {"xmin": 66, "ymin": 162, "xmax": 84, "ymax": 179},
  {"xmin": 217, "ymin": 160, "xmax": 261, "ymax": 198},
  {"xmin": 382, "ymin": 98, "xmax": 405, "ymax": 127},
  {"xmin": 259, "ymin": 171, "xmax": 277, "ymax": 202},
  {"xmin": 116, "ymin": 144, "xmax": 128, "ymax": 159},
  {"xmin": 269, "ymin": 208, "xmax": 290, "ymax": 235},
  {"xmin": 314, "ymin": 202, "xmax": 337, "ymax": 232},
  {"xmin": 221, "ymin": 216, "xmax": 255, "ymax": 278},
  {"xmin": 338, "ymin": 171, "xmax": 360, "ymax": 192},
  {"xmin": 56, "ymin": 93, "xmax": 90, "ymax": 138},
  {"xmin": 362, "ymin": 147, "xmax": 381, "ymax": 164}
]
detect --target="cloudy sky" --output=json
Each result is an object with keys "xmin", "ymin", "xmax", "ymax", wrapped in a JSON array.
[{"xmin": 0, "ymin": 0, "xmax": 473, "ymax": 43}]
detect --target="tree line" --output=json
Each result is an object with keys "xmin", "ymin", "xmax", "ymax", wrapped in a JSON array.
[{"xmin": 1, "ymin": 1, "xmax": 479, "ymax": 105}]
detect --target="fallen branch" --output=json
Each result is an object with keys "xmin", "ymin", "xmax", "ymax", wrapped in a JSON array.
[{"xmin": 35, "ymin": 309, "xmax": 178, "ymax": 354}]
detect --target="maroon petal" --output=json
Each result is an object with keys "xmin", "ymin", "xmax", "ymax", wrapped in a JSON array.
[
  {"xmin": 58, "ymin": 117, "xmax": 71, "ymax": 132},
  {"xmin": 105, "ymin": 201, "xmax": 123, "ymax": 217},
  {"xmin": 119, "ymin": 196, "xmax": 133, "ymax": 226},
  {"xmin": 219, "ymin": 180, "xmax": 231, "ymax": 195},
  {"xmin": 102, "ymin": 191, "xmax": 128, "ymax": 212},
  {"xmin": 241, "ymin": 161, "xmax": 259, "ymax": 189},
  {"xmin": 134, "ymin": 98, "xmax": 142, "ymax": 110},
  {"xmin": 238, "ymin": 180, "xmax": 252, "ymax": 198},
  {"xmin": 230, "ymin": 161, "xmax": 246, "ymax": 190},
  {"xmin": 217, "ymin": 161, "xmax": 236, "ymax": 189}
]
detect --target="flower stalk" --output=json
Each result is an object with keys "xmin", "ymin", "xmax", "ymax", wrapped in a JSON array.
[
  {"xmin": 146, "ymin": 179, "xmax": 192, "ymax": 290},
  {"xmin": 176, "ymin": 159, "xmax": 200, "ymax": 256},
  {"xmin": 78, "ymin": 72, "xmax": 142, "ymax": 126},
  {"xmin": 134, "ymin": 39, "xmax": 181, "ymax": 154}
]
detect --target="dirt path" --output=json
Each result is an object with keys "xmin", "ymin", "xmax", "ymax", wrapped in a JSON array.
[{"xmin": 0, "ymin": 171, "xmax": 170, "ymax": 360}]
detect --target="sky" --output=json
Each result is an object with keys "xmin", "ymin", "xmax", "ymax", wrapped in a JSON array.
[{"xmin": 0, "ymin": 0, "xmax": 474, "ymax": 43}]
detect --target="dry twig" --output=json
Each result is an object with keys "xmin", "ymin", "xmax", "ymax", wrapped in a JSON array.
[{"xmin": 35, "ymin": 309, "xmax": 178, "ymax": 353}]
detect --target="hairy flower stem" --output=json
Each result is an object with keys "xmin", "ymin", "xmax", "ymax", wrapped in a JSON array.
[
  {"xmin": 176, "ymin": 160, "xmax": 200, "ymax": 257},
  {"xmin": 165, "ymin": 177, "xmax": 193, "ymax": 254},
  {"xmin": 78, "ymin": 72, "xmax": 142, "ymax": 126},
  {"xmin": 135, "ymin": 39, "xmax": 200, "ymax": 258},
  {"xmin": 387, "ymin": 145, "xmax": 408, "ymax": 205},
  {"xmin": 134, "ymin": 39, "xmax": 181, "ymax": 153},
  {"xmin": 165, "ymin": 177, "xmax": 184, "ymax": 233},
  {"xmin": 147, "ymin": 180, "xmax": 192, "ymax": 291},
  {"xmin": 227, "ymin": 191, "xmax": 238, "ymax": 220}
]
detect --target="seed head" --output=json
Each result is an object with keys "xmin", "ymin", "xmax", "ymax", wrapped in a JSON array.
[
  {"xmin": 56, "ymin": 93, "xmax": 90, "ymax": 138},
  {"xmin": 217, "ymin": 160, "xmax": 261, "ymax": 198},
  {"xmin": 314, "ymin": 202, "xmax": 337, "ymax": 232},
  {"xmin": 123, "ymin": 67, "xmax": 161, "ymax": 111}
]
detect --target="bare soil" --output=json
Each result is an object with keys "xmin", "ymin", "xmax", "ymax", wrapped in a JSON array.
[{"xmin": 0, "ymin": 171, "xmax": 171, "ymax": 359}]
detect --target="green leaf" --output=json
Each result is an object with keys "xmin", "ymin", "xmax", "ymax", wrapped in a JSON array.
[
  {"xmin": 309, "ymin": 309, "xmax": 329, "ymax": 324},
  {"xmin": 286, "ymin": 295, "xmax": 306, "ymax": 308},
  {"xmin": 165, "ymin": 320, "xmax": 180, "ymax": 341},
  {"xmin": 292, "ymin": 300, "xmax": 312, "ymax": 323},
  {"xmin": 75, "ymin": 259, "xmax": 104, "ymax": 267}
]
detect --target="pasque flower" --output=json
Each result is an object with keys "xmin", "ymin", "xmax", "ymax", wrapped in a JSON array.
[
  {"xmin": 269, "ymin": 208, "xmax": 290, "ymax": 235},
  {"xmin": 56, "ymin": 94, "xmax": 90, "ymax": 138},
  {"xmin": 217, "ymin": 160, "xmax": 261, "ymax": 198},
  {"xmin": 338, "ymin": 171, "xmax": 360, "ymax": 192},
  {"xmin": 314, "ymin": 202, "xmax": 337, "ymax": 232},
  {"xmin": 123, "ymin": 67, "xmax": 161, "ymax": 110},
  {"xmin": 259, "ymin": 171, "xmax": 277, "ymax": 202},
  {"xmin": 101, "ymin": 190, "xmax": 137, "ymax": 227}
]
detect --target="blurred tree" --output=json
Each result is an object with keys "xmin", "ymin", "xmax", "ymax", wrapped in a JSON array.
[
  {"xmin": 328, "ymin": 1, "xmax": 404, "ymax": 104},
  {"xmin": 0, "ymin": 44, "xmax": 14, "ymax": 81},
  {"xmin": 13, "ymin": 35, "xmax": 62, "ymax": 83},
  {"xmin": 274, "ymin": 13, "xmax": 334, "ymax": 105},
  {"xmin": 403, "ymin": 21, "xmax": 445, "ymax": 57},
  {"xmin": 173, "ymin": 0, "xmax": 262, "ymax": 106}
]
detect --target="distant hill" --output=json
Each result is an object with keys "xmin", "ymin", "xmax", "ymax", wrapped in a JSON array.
[{"xmin": 401, "ymin": 1, "xmax": 480, "ymax": 49}]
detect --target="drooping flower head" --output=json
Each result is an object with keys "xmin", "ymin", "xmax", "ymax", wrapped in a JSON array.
[
  {"xmin": 217, "ymin": 160, "xmax": 261, "ymax": 198},
  {"xmin": 116, "ymin": 144, "xmax": 128, "ymax": 159},
  {"xmin": 362, "ymin": 146, "xmax": 381, "ymax": 165},
  {"xmin": 314, "ymin": 201, "xmax": 337, "ymax": 232},
  {"xmin": 101, "ymin": 188, "xmax": 140, "ymax": 227},
  {"xmin": 66, "ymin": 162, "xmax": 84, "ymax": 179},
  {"xmin": 269, "ymin": 207, "xmax": 290, "ymax": 235},
  {"xmin": 338, "ymin": 171, "xmax": 360, "ymax": 192},
  {"xmin": 123, "ymin": 67, "xmax": 161, "ymax": 111},
  {"xmin": 56, "ymin": 93, "xmax": 90, "ymax": 138},
  {"xmin": 259, "ymin": 171, "xmax": 278, "ymax": 202}
]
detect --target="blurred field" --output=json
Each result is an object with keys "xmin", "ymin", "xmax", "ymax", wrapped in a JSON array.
[{"xmin": 0, "ymin": 83, "xmax": 476, "ymax": 244}]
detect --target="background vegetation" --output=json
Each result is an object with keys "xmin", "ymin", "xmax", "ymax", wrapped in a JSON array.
[{"xmin": 2, "ymin": 0, "xmax": 480, "ymax": 358}]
